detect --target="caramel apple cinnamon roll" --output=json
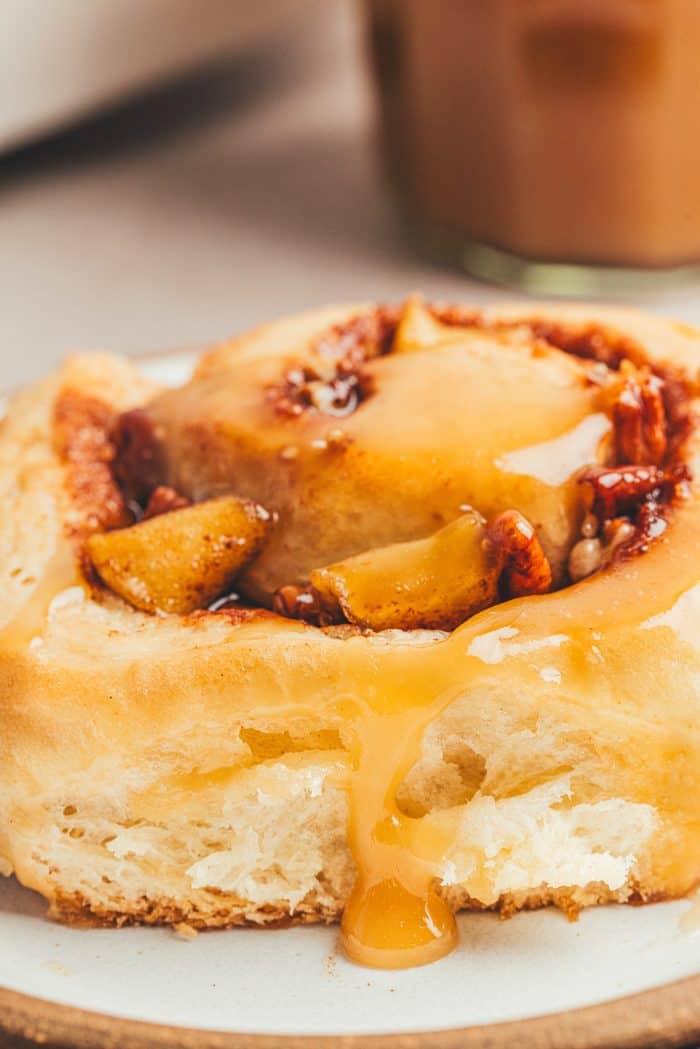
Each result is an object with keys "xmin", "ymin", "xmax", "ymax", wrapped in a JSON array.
[{"xmin": 0, "ymin": 299, "xmax": 698, "ymax": 970}]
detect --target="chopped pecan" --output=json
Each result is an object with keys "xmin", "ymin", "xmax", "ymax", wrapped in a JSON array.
[
  {"xmin": 272, "ymin": 583, "xmax": 342, "ymax": 626},
  {"xmin": 610, "ymin": 368, "xmax": 667, "ymax": 466},
  {"xmin": 639, "ymin": 374, "xmax": 667, "ymax": 465},
  {"xmin": 143, "ymin": 485, "xmax": 191, "ymax": 520},
  {"xmin": 521, "ymin": 321, "xmax": 645, "ymax": 372},
  {"xmin": 313, "ymin": 306, "xmax": 401, "ymax": 363},
  {"xmin": 486, "ymin": 510, "xmax": 552, "ymax": 599},
  {"xmin": 270, "ymin": 360, "xmax": 374, "ymax": 419},
  {"xmin": 613, "ymin": 381, "xmax": 645, "ymax": 464},
  {"xmin": 578, "ymin": 464, "xmax": 667, "ymax": 521},
  {"xmin": 577, "ymin": 463, "xmax": 690, "ymax": 564},
  {"xmin": 628, "ymin": 499, "xmax": 669, "ymax": 554},
  {"xmin": 268, "ymin": 306, "xmax": 406, "ymax": 420}
]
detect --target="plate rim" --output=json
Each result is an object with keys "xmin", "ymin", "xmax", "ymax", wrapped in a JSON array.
[
  {"xmin": 2, "ymin": 348, "xmax": 699, "ymax": 1049},
  {"xmin": 1, "ymin": 972, "xmax": 699, "ymax": 1049}
]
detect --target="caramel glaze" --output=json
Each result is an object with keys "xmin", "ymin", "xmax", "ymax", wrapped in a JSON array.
[{"xmin": 5, "ymin": 305, "xmax": 699, "ymax": 971}]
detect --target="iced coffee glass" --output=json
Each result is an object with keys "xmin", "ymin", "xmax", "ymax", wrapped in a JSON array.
[{"xmin": 366, "ymin": 0, "xmax": 700, "ymax": 292}]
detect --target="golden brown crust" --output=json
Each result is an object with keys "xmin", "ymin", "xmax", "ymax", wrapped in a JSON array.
[
  {"xmin": 49, "ymin": 877, "xmax": 682, "ymax": 931},
  {"xmin": 49, "ymin": 890, "xmax": 341, "ymax": 930}
]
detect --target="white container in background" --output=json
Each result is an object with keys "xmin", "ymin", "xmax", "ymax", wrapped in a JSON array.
[{"xmin": 0, "ymin": 0, "xmax": 311, "ymax": 152}]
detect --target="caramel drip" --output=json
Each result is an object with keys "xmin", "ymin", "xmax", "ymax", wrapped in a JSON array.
[
  {"xmin": 338, "ymin": 615, "xmax": 523, "ymax": 968},
  {"xmin": 340, "ymin": 682, "xmax": 462, "ymax": 967}
]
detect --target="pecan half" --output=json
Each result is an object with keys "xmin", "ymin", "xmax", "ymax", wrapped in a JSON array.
[
  {"xmin": 611, "ymin": 368, "xmax": 667, "ymax": 466},
  {"xmin": 486, "ymin": 510, "xmax": 552, "ymax": 599}
]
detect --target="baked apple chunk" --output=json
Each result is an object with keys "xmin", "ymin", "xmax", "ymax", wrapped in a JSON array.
[
  {"xmin": 276, "ymin": 508, "xmax": 551, "ymax": 632},
  {"xmin": 86, "ymin": 496, "xmax": 271, "ymax": 615}
]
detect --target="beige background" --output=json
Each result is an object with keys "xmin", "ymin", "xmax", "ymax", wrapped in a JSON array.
[{"xmin": 1, "ymin": 0, "xmax": 699, "ymax": 389}]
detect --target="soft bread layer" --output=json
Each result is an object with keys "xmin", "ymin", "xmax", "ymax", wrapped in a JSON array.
[
  {"xmin": 1, "ymin": 310, "xmax": 700, "ymax": 931},
  {"xmin": 6, "ymin": 699, "xmax": 658, "ymax": 928},
  {"xmin": 1, "ymin": 585, "xmax": 691, "ymax": 926}
]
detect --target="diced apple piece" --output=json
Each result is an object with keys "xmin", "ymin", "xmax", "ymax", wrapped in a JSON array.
[
  {"xmin": 86, "ymin": 496, "xmax": 271, "ymax": 615},
  {"xmin": 310, "ymin": 510, "xmax": 500, "ymax": 632}
]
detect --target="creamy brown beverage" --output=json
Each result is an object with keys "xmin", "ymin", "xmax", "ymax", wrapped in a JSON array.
[{"xmin": 367, "ymin": 0, "xmax": 700, "ymax": 270}]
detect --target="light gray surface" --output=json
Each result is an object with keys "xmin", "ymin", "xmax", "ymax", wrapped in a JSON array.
[{"xmin": 1, "ymin": 0, "xmax": 699, "ymax": 389}]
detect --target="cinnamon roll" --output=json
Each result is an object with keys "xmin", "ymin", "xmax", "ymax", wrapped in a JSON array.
[{"xmin": 0, "ymin": 299, "xmax": 698, "ymax": 970}]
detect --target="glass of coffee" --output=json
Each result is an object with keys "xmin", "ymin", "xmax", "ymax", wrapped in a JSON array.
[{"xmin": 366, "ymin": 0, "xmax": 700, "ymax": 293}]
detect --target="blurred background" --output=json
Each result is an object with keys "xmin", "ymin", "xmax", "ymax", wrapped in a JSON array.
[{"xmin": 2, "ymin": 0, "xmax": 699, "ymax": 387}]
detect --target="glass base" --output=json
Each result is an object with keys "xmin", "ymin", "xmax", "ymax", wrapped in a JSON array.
[{"xmin": 407, "ymin": 218, "xmax": 700, "ymax": 298}]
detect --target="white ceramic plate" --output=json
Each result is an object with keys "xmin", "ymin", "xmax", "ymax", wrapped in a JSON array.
[
  {"xmin": 1, "ymin": 351, "xmax": 698, "ymax": 1048},
  {"xmin": 1, "ymin": 875, "xmax": 699, "ymax": 1040}
]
